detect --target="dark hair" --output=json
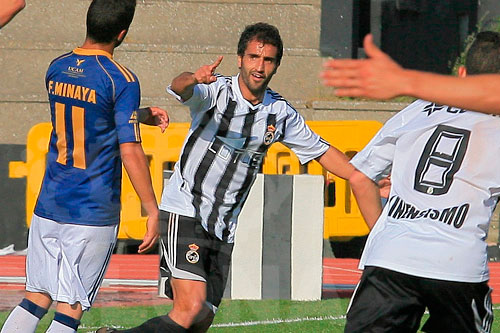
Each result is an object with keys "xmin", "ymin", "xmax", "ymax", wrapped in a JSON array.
[
  {"xmin": 86, "ymin": 0, "xmax": 136, "ymax": 44},
  {"xmin": 466, "ymin": 31, "xmax": 500, "ymax": 75},
  {"xmin": 237, "ymin": 22, "xmax": 283, "ymax": 65}
]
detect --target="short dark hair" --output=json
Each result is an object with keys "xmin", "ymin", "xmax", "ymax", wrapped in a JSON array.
[
  {"xmin": 466, "ymin": 31, "xmax": 500, "ymax": 75},
  {"xmin": 237, "ymin": 22, "xmax": 284, "ymax": 65},
  {"xmin": 86, "ymin": 0, "xmax": 136, "ymax": 44}
]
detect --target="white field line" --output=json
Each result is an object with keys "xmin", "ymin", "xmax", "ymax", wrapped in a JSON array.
[
  {"xmin": 211, "ymin": 305, "xmax": 500, "ymax": 328},
  {"xmin": 77, "ymin": 306, "xmax": 500, "ymax": 330},
  {"xmin": 212, "ymin": 315, "xmax": 347, "ymax": 327},
  {"xmin": 78, "ymin": 316, "xmax": 349, "ymax": 331}
]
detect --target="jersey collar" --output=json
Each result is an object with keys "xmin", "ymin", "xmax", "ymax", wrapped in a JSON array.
[
  {"xmin": 73, "ymin": 48, "xmax": 113, "ymax": 59},
  {"xmin": 233, "ymin": 74, "xmax": 268, "ymax": 111}
]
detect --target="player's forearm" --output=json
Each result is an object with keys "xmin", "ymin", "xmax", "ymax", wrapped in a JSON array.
[
  {"xmin": 170, "ymin": 72, "xmax": 197, "ymax": 101},
  {"xmin": 404, "ymin": 70, "xmax": 500, "ymax": 114},
  {"xmin": 349, "ymin": 170, "xmax": 382, "ymax": 229},
  {"xmin": 0, "ymin": 0, "xmax": 25, "ymax": 27},
  {"xmin": 316, "ymin": 146, "xmax": 355, "ymax": 180},
  {"xmin": 120, "ymin": 143, "xmax": 159, "ymax": 218}
]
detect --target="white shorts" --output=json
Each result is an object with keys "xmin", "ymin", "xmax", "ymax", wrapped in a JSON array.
[{"xmin": 26, "ymin": 214, "xmax": 118, "ymax": 311}]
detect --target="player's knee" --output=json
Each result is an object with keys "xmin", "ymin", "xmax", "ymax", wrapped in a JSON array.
[
  {"xmin": 188, "ymin": 299, "xmax": 205, "ymax": 316},
  {"xmin": 176, "ymin": 298, "xmax": 205, "ymax": 317}
]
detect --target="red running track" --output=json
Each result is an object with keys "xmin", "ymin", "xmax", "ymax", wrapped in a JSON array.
[
  {"xmin": 0, "ymin": 255, "xmax": 165, "ymax": 311},
  {"xmin": 322, "ymin": 258, "xmax": 500, "ymax": 303},
  {"xmin": 0, "ymin": 254, "xmax": 159, "ymax": 280},
  {"xmin": 1, "ymin": 255, "xmax": 500, "ymax": 303}
]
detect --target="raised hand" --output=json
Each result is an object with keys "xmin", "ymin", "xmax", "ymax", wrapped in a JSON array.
[
  {"xmin": 193, "ymin": 56, "xmax": 224, "ymax": 84},
  {"xmin": 321, "ymin": 34, "xmax": 407, "ymax": 100},
  {"xmin": 149, "ymin": 106, "xmax": 169, "ymax": 133},
  {"xmin": 378, "ymin": 174, "xmax": 391, "ymax": 199},
  {"xmin": 170, "ymin": 56, "xmax": 224, "ymax": 101},
  {"xmin": 137, "ymin": 107, "xmax": 169, "ymax": 133}
]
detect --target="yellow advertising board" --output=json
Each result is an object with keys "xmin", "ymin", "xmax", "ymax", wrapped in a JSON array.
[{"xmin": 10, "ymin": 120, "xmax": 382, "ymax": 240}]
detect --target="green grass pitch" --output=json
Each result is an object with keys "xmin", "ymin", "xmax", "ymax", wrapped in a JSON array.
[{"xmin": 1, "ymin": 299, "xmax": 499, "ymax": 332}]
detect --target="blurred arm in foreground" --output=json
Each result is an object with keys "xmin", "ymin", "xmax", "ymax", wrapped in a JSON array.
[
  {"xmin": 0, "ymin": 0, "xmax": 25, "ymax": 28},
  {"xmin": 321, "ymin": 34, "xmax": 500, "ymax": 114}
]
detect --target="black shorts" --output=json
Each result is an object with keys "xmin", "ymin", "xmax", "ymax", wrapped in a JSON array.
[
  {"xmin": 345, "ymin": 266, "xmax": 493, "ymax": 333},
  {"xmin": 158, "ymin": 211, "xmax": 234, "ymax": 308}
]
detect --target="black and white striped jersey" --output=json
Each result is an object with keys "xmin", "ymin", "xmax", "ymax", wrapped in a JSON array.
[
  {"xmin": 352, "ymin": 99, "xmax": 500, "ymax": 283},
  {"xmin": 160, "ymin": 74, "xmax": 329, "ymax": 242}
]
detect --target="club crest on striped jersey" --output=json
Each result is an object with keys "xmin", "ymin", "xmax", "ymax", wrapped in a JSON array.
[
  {"xmin": 264, "ymin": 125, "xmax": 276, "ymax": 145},
  {"xmin": 186, "ymin": 243, "xmax": 200, "ymax": 264}
]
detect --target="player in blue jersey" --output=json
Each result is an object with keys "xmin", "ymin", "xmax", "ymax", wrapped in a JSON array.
[{"xmin": 0, "ymin": 1, "xmax": 167, "ymax": 332}]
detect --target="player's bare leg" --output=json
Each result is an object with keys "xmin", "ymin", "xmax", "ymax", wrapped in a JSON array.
[
  {"xmin": 55, "ymin": 301, "xmax": 83, "ymax": 320},
  {"xmin": 27, "ymin": 292, "xmax": 83, "ymax": 332},
  {"xmin": 97, "ymin": 278, "xmax": 207, "ymax": 333},
  {"xmin": 0, "ymin": 292, "xmax": 51, "ymax": 332},
  {"xmin": 25, "ymin": 291, "xmax": 53, "ymax": 309},
  {"xmin": 169, "ymin": 278, "xmax": 207, "ymax": 328},
  {"xmin": 44, "ymin": 301, "xmax": 82, "ymax": 332},
  {"xmin": 24, "ymin": 292, "xmax": 82, "ymax": 332}
]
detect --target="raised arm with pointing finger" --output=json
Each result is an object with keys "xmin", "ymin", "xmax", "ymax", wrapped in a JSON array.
[
  {"xmin": 98, "ymin": 22, "xmax": 358, "ymax": 333},
  {"xmin": 170, "ymin": 55, "xmax": 224, "ymax": 101},
  {"xmin": 322, "ymin": 34, "xmax": 500, "ymax": 114}
]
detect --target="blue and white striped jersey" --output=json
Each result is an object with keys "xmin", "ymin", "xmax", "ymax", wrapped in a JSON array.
[
  {"xmin": 352, "ymin": 99, "xmax": 500, "ymax": 283},
  {"xmin": 35, "ymin": 48, "xmax": 141, "ymax": 226},
  {"xmin": 160, "ymin": 74, "xmax": 329, "ymax": 242}
]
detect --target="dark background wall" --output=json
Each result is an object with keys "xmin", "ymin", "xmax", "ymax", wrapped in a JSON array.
[
  {"xmin": 381, "ymin": 0, "xmax": 477, "ymax": 74},
  {"xmin": 479, "ymin": 0, "xmax": 500, "ymax": 28},
  {"xmin": 320, "ymin": 0, "xmax": 499, "ymax": 74},
  {"xmin": 0, "ymin": 145, "xmax": 27, "ymax": 250},
  {"xmin": 320, "ymin": 0, "xmax": 371, "ymax": 58}
]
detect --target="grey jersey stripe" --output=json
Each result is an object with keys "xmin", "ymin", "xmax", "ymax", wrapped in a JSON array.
[
  {"xmin": 191, "ymin": 138, "xmax": 221, "ymax": 222},
  {"xmin": 207, "ymin": 109, "xmax": 257, "ymax": 241},
  {"xmin": 224, "ymin": 113, "xmax": 277, "ymax": 228},
  {"xmin": 192, "ymin": 96, "xmax": 237, "ymax": 230},
  {"xmin": 179, "ymin": 103, "xmax": 217, "ymax": 175}
]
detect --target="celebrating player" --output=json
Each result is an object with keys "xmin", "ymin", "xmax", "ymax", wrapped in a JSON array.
[
  {"xmin": 0, "ymin": 1, "xmax": 168, "ymax": 332},
  {"xmin": 321, "ymin": 33, "xmax": 500, "ymax": 115},
  {"xmin": 344, "ymin": 31, "xmax": 499, "ymax": 332},
  {"xmin": 98, "ymin": 22, "xmax": 354, "ymax": 333},
  {"xmin": 0, "ymin": 0, "xmax": 25, "ymax": 29}
]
